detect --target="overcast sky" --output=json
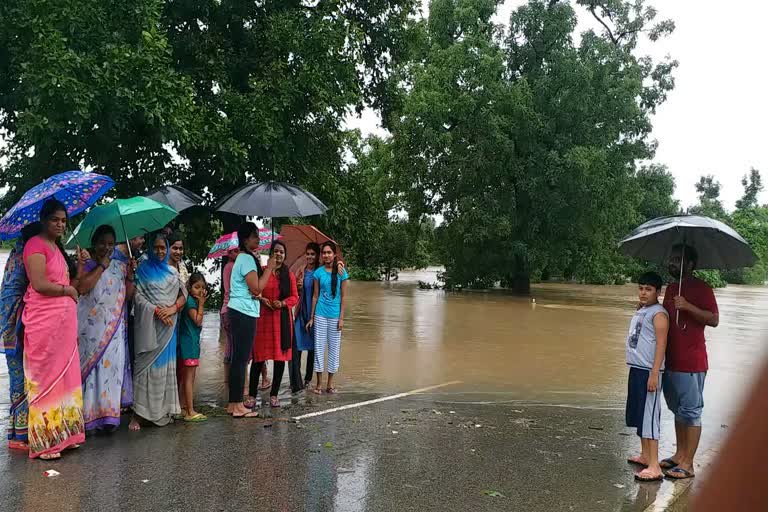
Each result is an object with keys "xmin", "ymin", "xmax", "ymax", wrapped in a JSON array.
[{"xmin": 346, "ymin": 0, "xmax": 768, "ymax": 211}]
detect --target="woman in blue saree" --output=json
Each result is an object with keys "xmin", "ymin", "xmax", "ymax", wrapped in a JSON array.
[
  {"xmin": 76, "ymin": 225, "xmax": 136, "ymax": 432},
  {"xmin": 0, "ymin": 223, "xmax": 40, "ymax": 449},
  {"xmin": 130, "ymin": 232, "xmax": 185, "ymax": 431}
]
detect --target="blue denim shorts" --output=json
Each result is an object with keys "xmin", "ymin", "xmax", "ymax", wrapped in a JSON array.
[{"xmin": 663, "ymin": 371, "xmax": 706, "ymax": 427}]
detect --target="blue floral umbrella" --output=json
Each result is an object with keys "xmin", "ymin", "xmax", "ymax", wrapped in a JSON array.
[{"xmin": 0, "ymin": 170, "xmax": 115, "ymax": 240}]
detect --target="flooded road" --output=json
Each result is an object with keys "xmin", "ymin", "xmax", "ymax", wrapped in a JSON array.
[
  {"xmin": 1, "ymin": 257, "xmax": 767, "ymax": 511},
  {"xmin": 191, "ymin": 268, "xmax": 768, "ymax": 413}
]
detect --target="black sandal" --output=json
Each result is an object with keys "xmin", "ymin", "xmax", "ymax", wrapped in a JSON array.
[{"xmin": 659, "ymin": 458, "xmax": 679, "ymax": 469}]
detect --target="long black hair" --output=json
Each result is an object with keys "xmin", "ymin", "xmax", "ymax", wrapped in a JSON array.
[
  {"xmin": 237, "ymin": 222, "xmax": 262, "ymax": 275},
  {"xmin": 269, "ymin": 239, "xmax": 293, "ymax": 352},
  {"xmin": 305, "ymin": 242, "xmax": 321, "ymax": 270},
  {"xmin": 91, "ymin": 224, "xmax": 117, "ymax": 248},
  {"xmin": 320, "ymin": 241, "xmax": 339, "ymax": 298},
  {"xmin": 187, "ymin": 272, "xmax": 207, "ymax": 293},
  {"xmin": 20, "ymin": 222, "xmax": 42, "ymax": 244},
  {"xmin": 270, "ymin": 239, "xmax": 289, "ymax": 285},
  {"xmin": 40, "ymin": 198, "xmax": 77, "ymax": 278}
]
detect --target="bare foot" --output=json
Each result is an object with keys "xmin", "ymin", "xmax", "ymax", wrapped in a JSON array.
[
  {"xmin": 627, "ymin": 455, "xmax": 648, "ymax": 467},
  {"xmin": 313, "ymin": 388, "xmax": 323, "ymax": 395},
  {"xmin": 232, "ymin": 411, "xmax": 259, "ymax": 418},
  {"xmin": 40, "ymin": 452, "xmax": 62, "ymax": 461},
  {"xmin": 8, "ymin": 440, "xmax": 28, "ymax": 451},
  {"xmin": 129, "ymin": 417, "xmax": 141, "ymax": 432},
  {"xmin": 230, "ymin": 404, "xmax": 252, "ymax": 416},
  {"xmin": 635, "ymin": 467, "xmax": 664, "ymax": 482}
]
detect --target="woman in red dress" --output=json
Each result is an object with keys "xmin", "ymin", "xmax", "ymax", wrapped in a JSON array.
[{"xmin": 251, "ymin": 240, "xmax": 298, "ymax": 407}]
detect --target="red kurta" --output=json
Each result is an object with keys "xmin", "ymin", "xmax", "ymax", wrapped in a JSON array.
[{"xmin": 253, "ymin": 270, "xmax": 298, "ymax": 362}]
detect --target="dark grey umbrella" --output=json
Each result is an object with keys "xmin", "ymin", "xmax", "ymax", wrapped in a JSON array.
[
  {"xmin": 619, "ymin": 215, "xmax": 756, "ymax": 270},
  {"xmin": 619, "ymin": 215, "xmax": 757, "ymax": 324},
  {"xmin": 215, "ymin": 181, "xmax": 327, "ymax": 218},
  {"xmin": 144, "ymin": 185, "xmax": 205, "ymax": 213}
]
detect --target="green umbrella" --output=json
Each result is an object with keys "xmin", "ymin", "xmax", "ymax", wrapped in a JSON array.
[{"xmin": 67, "ymin": 197, "xmax": 178, "ymax": 254}]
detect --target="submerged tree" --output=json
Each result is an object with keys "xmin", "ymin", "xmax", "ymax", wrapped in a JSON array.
[{"xmin": 388, "ymin": 0, "xmax": 677, "ymax": 291}]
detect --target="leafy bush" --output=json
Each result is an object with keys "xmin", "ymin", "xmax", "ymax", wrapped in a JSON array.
[
  {"xmin": 348, "ymin": 267, "xmax": 381, "ymax": 281},
  {"xmin": 693, "ymin": 270, "xmax": 727, "ymax": 289}
]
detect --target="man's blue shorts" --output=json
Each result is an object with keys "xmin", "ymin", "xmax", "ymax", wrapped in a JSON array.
[{"xmin": 663, "ymin": 371, "xmax": 706, "ymax": 427}]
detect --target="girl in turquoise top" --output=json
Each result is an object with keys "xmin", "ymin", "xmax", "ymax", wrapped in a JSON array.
[
  {"xmin": 178, "ymin": 273, "xmax": 208, "ymax": 422},
  {"xmin": 308, "ymin": 241, "xmax": 348, "ymax": 394}
]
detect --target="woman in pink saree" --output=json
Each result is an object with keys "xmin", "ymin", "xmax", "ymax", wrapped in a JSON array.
[{"xmin": 22, "ymin": 199, "xmax": 85, "ymax": 460}]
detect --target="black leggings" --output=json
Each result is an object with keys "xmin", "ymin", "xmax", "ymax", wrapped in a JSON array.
[
  {"xmin": 227, "ymin": 309, "xmax": 257, "ymax": 403},
  {"xmin": 289, "ymin": 348, "xmax": 314, "ymax": 392},
  {"xmin": 251, "ymin": 361, "xmax": 285, "ymax": 397}
]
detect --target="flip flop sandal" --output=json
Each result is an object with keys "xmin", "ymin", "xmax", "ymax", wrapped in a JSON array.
[
  {"xmin": 243, "ymin": 396, "xmax": 257, "ymax": 408},
  {"xmin": 40, "ymin": 452, "xmax": 62, "ymax": 461},
  {"xmin": 270, "ymin": 397, "xmax": 281, "ymax": 408},
  {"xmin": 8, "ymin": 440, "xmax": 29, "ymax": 451},
  {"xmin": 326, "ymin": 388, "xmax": 338, "ymax": 394},
  {"xmin": 627, "ymin": 458, "xmax": 648, "ymax": 467},
  {"xmin": 233, "ymin": 411, "xmax": 260, "ymax": 419},
  {"xmin": 184, "ymin": 413, "xmax": 208, "ymax": 423},
  {"xmin": 665, "ymin": 467, "xmax": 695, "ymax": 480},
  {"xmin": 635, "ymin": 473, "xmax": 664, "ymax": 482},
  {"xmin": 313, "ymin": 388, "xmax": 323, "ymax": 395},
  {"xmin": 660, "ymin": 458, "xmax": 679, "ymax": 469}
]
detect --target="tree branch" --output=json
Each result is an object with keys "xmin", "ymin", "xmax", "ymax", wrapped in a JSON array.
[{"xmin": 589, "ymin": 7, "xmax": 619, "ymax": 45}]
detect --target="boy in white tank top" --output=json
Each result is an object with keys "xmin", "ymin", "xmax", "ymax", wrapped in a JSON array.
[{"xmin": 625, "ymin": 272, "xmax": 669, "ymax": 482}]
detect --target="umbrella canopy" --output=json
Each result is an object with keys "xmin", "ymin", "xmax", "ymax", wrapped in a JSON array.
[
  {"xmin": 144, "ymin": 185, "xmax": 205, "ymax": 213},
  {"xmin": 215, "ymin": 181, "xmax": 327, "ymax": 218},
  {"xmin": 0, "ymin": 170, "xmax": 115, "ymax": 240},
  {"xmin": 280, "ymin": 225, "xmax": 341, "ymax": 274},
  {"xmin": 67, "ymin": 197, "xmax": 177, "ymax": 249},
  {"xmin": 618, "ymin": 215, "xmax": 757, "ymax": 269},
  {"xmin": 206, "ymin": 228, "xmax": 281, "ymax": 259}
]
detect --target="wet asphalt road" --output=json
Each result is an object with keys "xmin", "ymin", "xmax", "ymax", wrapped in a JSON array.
[{"xmin": 0, "ymin": 389, "xmax": 702, "ymax": 512}]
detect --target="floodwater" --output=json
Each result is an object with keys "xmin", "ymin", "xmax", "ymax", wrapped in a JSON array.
[
  {"xmin": 195, "ymin": 267, "xmax": 768, "ymax": 412},
  {"xmin": 2, "ymin": 257, "xmax": 767, "ymax": 510},
  {"xmin": 2, "ymin": 258, "xmax": 767, "ymax": 420}
]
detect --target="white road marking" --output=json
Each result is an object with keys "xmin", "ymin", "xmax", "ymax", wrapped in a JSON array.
[{"xmin": 291, "ymin": 381, "xmax": 463, "ymax": 421}]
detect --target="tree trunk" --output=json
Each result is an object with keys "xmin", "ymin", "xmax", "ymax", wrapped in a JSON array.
[
  {"xmin": 511, "ymin": 254, "xmax": 531, "ymax": 295},
  {"xmin": 510, "ymin": 272, "xmax": 531, "ymax": 295}
]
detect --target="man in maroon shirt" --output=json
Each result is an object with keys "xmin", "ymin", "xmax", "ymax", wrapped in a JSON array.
[{"xmin": 661, "ymin": 244, "xmax": 719, "ymax": 479}]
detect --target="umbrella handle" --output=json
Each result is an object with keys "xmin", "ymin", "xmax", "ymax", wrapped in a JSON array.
[
  {"xmin": 676, "ymin": 243, "xmax": 685, "ymax": 326},
  {"xmin": 120, "ymin": 215, "xmax": 133, "ymax": 260}
]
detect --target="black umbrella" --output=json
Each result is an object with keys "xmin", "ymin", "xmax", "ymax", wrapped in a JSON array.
[
  {"xmin": 619, "ymin": 215, "xmax": 756, "ymax": 270},
  {"xmin": 215, "ymin": 181, "xmax": 327, "ymax": 218},
  {"xmin": 619, "ymin": 215, "xmax": 757, "ymax": 324},
  {"xmin": 144, "ymin": 185, "xmax": 205, "ymax": 213}
]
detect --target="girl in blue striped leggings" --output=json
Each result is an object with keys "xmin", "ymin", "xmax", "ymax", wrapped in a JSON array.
[{"xmin": 307, "ymin": 241, "xmax": 348, "ymax": 394}]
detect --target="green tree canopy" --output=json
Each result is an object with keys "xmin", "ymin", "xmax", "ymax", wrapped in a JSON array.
[
  {"xmin": 387, "ymin": 0, "xmax": 677, "ymax": 290},
  {"xmin": 688, "ymin": 175, "xmax": 726, "ymax": 220}
]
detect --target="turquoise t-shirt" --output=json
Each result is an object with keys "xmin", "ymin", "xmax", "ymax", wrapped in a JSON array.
[
  {"xmin": 313, "ymin": 267, "xmax": 348, "ymax": 319},
  {"xmin": 178, "ymin": 296, "xmax": 202, "ymax": 359},
  {"xmin": 228, "ymin": 253, "xmax": 261, "ymax": 318}
]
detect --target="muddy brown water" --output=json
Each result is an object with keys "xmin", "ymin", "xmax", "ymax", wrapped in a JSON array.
[{"xmin": 2, "ymin": 261, "xmax": 767, "ymax": 416}]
